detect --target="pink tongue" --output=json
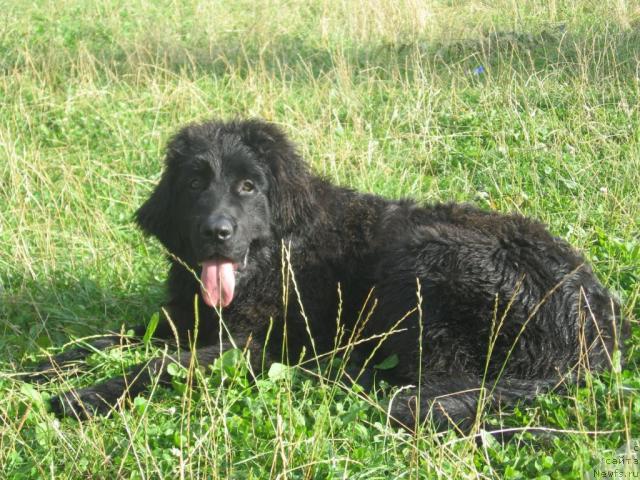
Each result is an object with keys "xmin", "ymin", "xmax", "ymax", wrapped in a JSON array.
[{"xmin": 200, "ymin": 260, "xmax": 236, "ymax": 308}]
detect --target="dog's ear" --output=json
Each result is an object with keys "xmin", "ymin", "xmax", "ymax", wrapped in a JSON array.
[
  {"xmin": 135, "ymin": 128, "xmax": 195, "ymax": 253},
  {"xmin": 135, "ymin": 171, "xmax": 180, "ymax": 252},
  {"xmin": 239, "ymin": 120, "xmax": 314, "ymax": 234}
]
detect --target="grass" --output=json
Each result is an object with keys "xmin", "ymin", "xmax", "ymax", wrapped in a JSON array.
[{"xmin": 1, "ymin": 0, "xmax": 639, "ymax": 478}]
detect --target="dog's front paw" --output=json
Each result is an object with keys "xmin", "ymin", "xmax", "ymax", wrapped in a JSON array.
[
  {"xmin": 27, "ymin": 359, "xmax": 86, "ymax": 384},
  {"xmin": 50, "ymin": 387, "xmax": 117, "ymax": 420},
  {"xmin": 24, "ymin": 365, "xmax": 59, "ymax": 384}
]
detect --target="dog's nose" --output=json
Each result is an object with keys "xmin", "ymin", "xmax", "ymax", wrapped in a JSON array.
[{"xmin": 201, "ymin": 216, "xmax": 235, "ymax": 242}]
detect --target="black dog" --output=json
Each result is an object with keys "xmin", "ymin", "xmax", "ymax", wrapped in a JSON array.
[{"xmin": 43, "ymin": 119, "xmax": 625, "ymax": 432}]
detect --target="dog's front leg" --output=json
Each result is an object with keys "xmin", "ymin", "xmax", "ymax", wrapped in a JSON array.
[
  {"xmin": 49, "ymin": 340, "xmax": 246, "ymax": 419},
  {"xmin": 27, "ymin": 326, "xmax": 149, "ymax": 383},
  {"xmin": 29, "ymin": 302, "xmax": 201, "ymax": 383}
]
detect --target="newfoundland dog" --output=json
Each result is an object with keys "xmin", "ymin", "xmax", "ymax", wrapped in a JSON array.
[{"xmin": 41, "ymin": 119, "xmax": 625, "ymax": 432}]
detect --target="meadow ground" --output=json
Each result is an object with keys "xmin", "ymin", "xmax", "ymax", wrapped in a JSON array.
[{"xmin": 1, "ymin": 1, "xmax": 639, "ymax": 478}]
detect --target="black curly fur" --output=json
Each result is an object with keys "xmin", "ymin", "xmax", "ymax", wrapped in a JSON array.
[{"xmin": 43, "ymin": 119, "xmax": 627, "ymax": 432}]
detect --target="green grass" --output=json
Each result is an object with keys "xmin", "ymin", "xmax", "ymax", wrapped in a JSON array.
[{"xmin": 1, "ymin": 0, "xmax": 639, "ymax": 478}]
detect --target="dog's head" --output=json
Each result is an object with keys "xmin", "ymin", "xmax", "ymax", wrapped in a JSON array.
[{"xmin": 136, "ymin": 119, "xmax": 313, "ymax": 307}]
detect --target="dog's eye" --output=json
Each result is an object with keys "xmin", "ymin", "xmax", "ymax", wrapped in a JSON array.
[
  {"xmin": 238, "ymin": 180, "xmax": 255, "ymax": 194},
  {"xmin": 189, "ymin": 178, "xmax": 203, "ymax": 190}
]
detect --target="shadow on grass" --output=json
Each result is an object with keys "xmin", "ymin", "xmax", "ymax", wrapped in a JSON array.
[
  {"xmin": 0, "ymin": 270, "xmax": 162, "ymax": 362},
  {"xmin": 6, "ymin": 22, "xmax": 640, "ymax": 82}
]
